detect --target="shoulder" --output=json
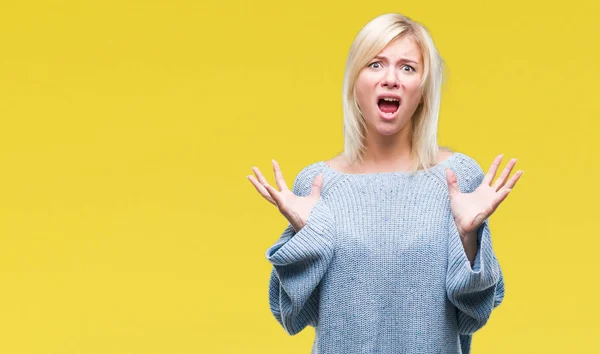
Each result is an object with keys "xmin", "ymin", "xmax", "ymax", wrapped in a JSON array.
[
  {"xmin": 291, "ymin": 160, "xmax": 327, "ymax": 197},
  {"xmin": 324, "ymin": 153, "xmax": 345, "ymax": 172},
  {"xmin": 445, "ymin": 150, "xmax": 487, "ymax": 193},
  {"xmin": 437, "ymin": 147, "xmax": 454, "ymax": 164}
]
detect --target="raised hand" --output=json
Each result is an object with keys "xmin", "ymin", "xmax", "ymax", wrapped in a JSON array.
[
  {"xmin": 445, "ymin": 154, "xmax": 524, "ymax": 239},
  {"xmin": 247, "ymin": 159, "xmax": 324, "ymax": 233}
]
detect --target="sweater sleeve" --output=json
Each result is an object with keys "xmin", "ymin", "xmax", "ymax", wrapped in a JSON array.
[
  {"xmin": 265, "ymin": 166, "xmax": 335, "ymax": 335},
  {"xmin": 446, "ymin": 154, "xmax": 505, "ymax": 338}
]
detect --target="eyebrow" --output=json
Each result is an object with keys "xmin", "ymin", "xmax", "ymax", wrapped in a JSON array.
[{"xmin": 372, "ymin": 55, "xmax": 419, "ymax": 65}]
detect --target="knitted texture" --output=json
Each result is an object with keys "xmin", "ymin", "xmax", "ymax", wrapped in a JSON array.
[{"xmin": 266, "ymin": 152, "xmax": 505, "ymax": 354}]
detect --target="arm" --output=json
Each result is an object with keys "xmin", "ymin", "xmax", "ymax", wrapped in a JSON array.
[
  {"xmin": 447, "ymin": 216, "xmax": 504, "ymax": 334},
  {"xmin": 265, "ymin": 166, "xmax": 335, "ymax": 335},
  {"xmin": 445, "ymin": 155, "xmax": 505, "ymax": 335}
]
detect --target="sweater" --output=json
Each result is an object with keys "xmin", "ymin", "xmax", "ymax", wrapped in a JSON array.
[{"xmin": 265, "ymin": 152, "xmax": 505, "ymax": 354}]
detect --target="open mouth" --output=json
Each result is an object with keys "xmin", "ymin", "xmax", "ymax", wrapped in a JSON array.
[{"xmin": 377, "ymin": 97, "xmax": 400, "ymax": 114}]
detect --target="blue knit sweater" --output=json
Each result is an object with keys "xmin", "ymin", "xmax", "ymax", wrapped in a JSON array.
[{"xmin": 266, "ymin": 152, "xmax": 505, "ymax": 354}]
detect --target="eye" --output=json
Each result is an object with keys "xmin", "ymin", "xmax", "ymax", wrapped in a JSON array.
[
  {"xmin": 402, "ymin": 65, "xmax": 416, "ymax": 72},
  {"xmin": 368, "ymin": 61, "xmax": 383, "ymax": 69}
]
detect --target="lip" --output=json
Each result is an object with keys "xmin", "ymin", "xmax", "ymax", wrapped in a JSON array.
[
  {"xmin": 376, "ymin": 93, "xmax": 402, "ymax": 120},
  {"xmin": 376, "ymin": 93, "xmax": 402, "ymax": 102}
]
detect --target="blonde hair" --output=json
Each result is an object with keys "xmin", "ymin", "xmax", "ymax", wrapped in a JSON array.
[{"xmin": 341, "ymin": 13, "xmax": 448, "ymax": 173}]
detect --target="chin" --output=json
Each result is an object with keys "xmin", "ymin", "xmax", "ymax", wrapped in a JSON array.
[
  {"xmin": 371, "ymin": 124, "xmax": 403, "ymax": 136},
  {"xmin": 369, "ymin": 117, "xmax": 409, "ymax": 135},
  {"xmin": 378, "ymin": 129, "xmax": 402, "ymax": 136}
]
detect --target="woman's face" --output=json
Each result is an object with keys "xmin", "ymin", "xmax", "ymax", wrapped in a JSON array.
[{"xmin": 354, "ymin": 35, "xmax": 424, "ymax": 137}]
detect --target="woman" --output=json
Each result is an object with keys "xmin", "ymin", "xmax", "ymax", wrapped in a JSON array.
[{"xmin": 248, "ymin": 13, "xmax": 523, "ymax": 354}]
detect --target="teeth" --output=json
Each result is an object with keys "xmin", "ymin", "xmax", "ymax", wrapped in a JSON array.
[{"xmin": 381, "ymin": 97, "xmax": 399, "ymax": 102}]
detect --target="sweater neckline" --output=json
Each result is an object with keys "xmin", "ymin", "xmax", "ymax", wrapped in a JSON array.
[{"xmin": 317, "ymin": 152, "xmax": 461, "ymax": 178}]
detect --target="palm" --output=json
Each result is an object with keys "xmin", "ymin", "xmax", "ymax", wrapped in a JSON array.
[
  {"xmin": 247, "ymin": 159, "xmax": 324, "ymax": 232},
  {"xmin": 275, "ymin": 189, "xmax": 320, "ymax": 228},
  {"xmin": 450, "ymin": 183, "xmax": 502, "ymax": 235},
  {"xmin": 446, "ymin": 154, "xmax": 523, "ymax": 236}
]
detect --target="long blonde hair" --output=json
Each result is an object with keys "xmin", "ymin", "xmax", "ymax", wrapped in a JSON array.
[{"xmin": 341, "ymin": 13, "xmax": 447, "ymax": 172}]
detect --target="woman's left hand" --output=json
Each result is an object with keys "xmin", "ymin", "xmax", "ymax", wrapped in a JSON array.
[{"xmin": 446, "ymin": 154, "xmax": 523, "ymax": 239}]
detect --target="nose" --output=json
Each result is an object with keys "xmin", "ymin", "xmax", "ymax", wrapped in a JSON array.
[{"xmin": 381, "ymin": 67, "xmax": 400, "ymax": 89}]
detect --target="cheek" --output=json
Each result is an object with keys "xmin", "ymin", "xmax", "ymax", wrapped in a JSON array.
[
  {"xmin": 405, "ymin": 78, "xmax": 423, "ymax": 101},
  {"xmin": 354, "ymin": 79, "xmax": 373, "ymax": 110}
]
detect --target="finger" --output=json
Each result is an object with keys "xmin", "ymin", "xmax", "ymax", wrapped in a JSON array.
[
  {"xmin": 492, "ymin": 158, "xmax": 517, "ymax": 191},
  {"xmin": 483, "ymin": 154, "xmax": 504, "ymax": 186},
  {"xmin": 256, "ymin": 171, "xmax": 278, "ymax": 197},
  {"xmin": 501, "ymin": 170, "xmax": 524, "ymax": 190},
  {"xmin": 247, "ymin": 175, "xmax": 276, "ymax": 205},
  {"xmin": 252, "ymin": 166, "xmax": 272, "ymax": 188},
  {"xmin": 309, "ymin": 173, "xmax": 324, "ymax": 197},
  {"xmin": 487, "ymin": 187, "xmax": 512, "ymax": 214},
  {"xmin": 263, "ymin": 182, "xmax": 284, "ymax": 208},
  {"xmin": 495, "ymin": 187, "xmax": 512, "ymax": 206},
  {"xmin": 272, "ymin": 159, "xmax": 289, "ymax": 191},
  {"xmin": 495, "ymin": 170, "xmax": 523, "ymax": 207},
  {"xmin": 445, "ymin": 168, "xmax": 460, "ymax": 197}
]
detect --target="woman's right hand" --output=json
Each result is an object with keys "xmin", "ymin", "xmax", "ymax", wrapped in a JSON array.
[{"xmin": 247, "ymin": 160, "xmax": 324, "ymax": 233}]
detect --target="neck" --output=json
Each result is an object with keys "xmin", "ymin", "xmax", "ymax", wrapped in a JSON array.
[{"xmin": 359, "ymin": 127, "xmax": 413, "ymax": 167}]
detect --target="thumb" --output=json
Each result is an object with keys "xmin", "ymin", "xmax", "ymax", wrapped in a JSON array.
[
  {"xmin": 309, "ymin": 173, "xmax": 324, "ymax": 197},
  {"xmin": 445, "ymin": 168, "xmax": 460, "ymax": 198}
]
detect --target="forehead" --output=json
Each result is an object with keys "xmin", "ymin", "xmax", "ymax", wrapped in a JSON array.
[{"xmin": 376, "ymin": 35, "xmax": 422, "ymax": 62}]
